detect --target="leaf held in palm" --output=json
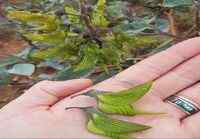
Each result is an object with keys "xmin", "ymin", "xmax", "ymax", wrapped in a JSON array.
[{"xmin": 66, "ymin": 107, "xmax": 151, "ymax": 139}]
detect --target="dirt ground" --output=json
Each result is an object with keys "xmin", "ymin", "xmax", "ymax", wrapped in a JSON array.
[{"xmin": 0, "ymin": 39, "xmax": 26, "ymax": 108}]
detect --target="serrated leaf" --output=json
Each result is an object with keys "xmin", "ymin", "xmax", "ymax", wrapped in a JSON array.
[
  {"xmin": 163, "ymin": 0, "xmax": 193, "ymax": 7},
  {"xmin": 74, "ymin": 57, "xmax": 96, "ymax": 73},
  {"xmin": 7, "ymin": 63, "xmax": 35, "ymax": 76},
  {"xmin": 65, "ymin": 5, "xmax": 80, "ymax": 24},
  {"xmin": 7, "ymin": 10, "xmax": 59, "ymax": 31},
  {"xmin": 30, "ymin": 44, "xmax": 78, "ymax": 60},
  {"xmin": 99, "ymin": 46, "xmax": 121, "ymax": 67},
  {"xmin": 24, "ymin": 31, "xmax": 66, "ymax": 46},
  {"xmin": 74, "ymin": 47, "xmax": 98, "ymax": 72},
  {"xmin": 92, "ymin": 0, "xmax": 109, "ymax": 27}
]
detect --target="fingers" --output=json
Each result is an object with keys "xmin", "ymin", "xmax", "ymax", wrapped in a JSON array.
[
  {"xmin": 113, "ymin": 37, "xmax": 200, "ymax": 88},
  {"xmin": 150, "ymin": 54, "xmax": 200, "ymax": 99},
  {"xmin": 0, "ymin": 79, "xmax": 92, "ymax": 113},
  {"xmin": 162, "ymin": 82, "xmax": 200, "ymax": 120},
  {"xmin": 161, "ymin": 82, "xmax": 200, "ymax": 138},
  {"xmin": 183, "ymin": 109, "xmax": 200, "ymax": 138}
]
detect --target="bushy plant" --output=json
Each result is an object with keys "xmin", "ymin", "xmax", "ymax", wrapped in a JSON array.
[{"xmin": 0, "ymin": 0, "xmax": 199, "ymax": 87}]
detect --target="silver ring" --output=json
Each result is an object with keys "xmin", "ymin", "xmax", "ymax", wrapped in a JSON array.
[{"xmin": 165, "ymin": 95, "xmax": 200, "ymax": 116}]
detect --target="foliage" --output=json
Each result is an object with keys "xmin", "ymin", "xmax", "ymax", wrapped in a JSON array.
[
  {"xmin": 65, "ymin": 81, "xmax": 163, "ymax": 138},
  {"xmin": 0, "ymin": 0, "xmax": 199, "ymax": 88},
  {"xmin": 86, "ymin": 107, "xmax": 151, "ymax": 139},
  {"xmin": 82, "ymin": 82, "xmax": 156, "ymax": 116}
]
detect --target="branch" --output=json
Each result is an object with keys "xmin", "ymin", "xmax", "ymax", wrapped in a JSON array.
[
  {"xmin": 164, "ymin": 9, "xmax": 177, "ymax": 36},
  {"xmin": 80, "ymin": 0, "xmax": 96, "ymax": 34}
]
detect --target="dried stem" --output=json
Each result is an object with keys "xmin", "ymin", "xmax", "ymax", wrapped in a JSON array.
[{"xmin": 164, "ymin": 9, "xmax": 177, "ymax": 36}]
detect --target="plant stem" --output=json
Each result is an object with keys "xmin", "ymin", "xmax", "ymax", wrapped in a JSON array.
[
  {"xmin": 164, "ymin": 9, "xmax": 177, "ymax": 37},
  {"xmin": 80, "ymin": 0, "xmax": 95, "ymax": 35}
]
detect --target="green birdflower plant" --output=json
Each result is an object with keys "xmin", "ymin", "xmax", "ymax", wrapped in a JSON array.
[{"xmin": 67, "ymin": 81, "xmax": 163, "ymax": 139}]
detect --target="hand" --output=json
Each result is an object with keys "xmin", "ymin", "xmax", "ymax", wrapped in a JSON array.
[{"xmin": 1, "ymin": 37, "xmax": 200, "ymax": 138}]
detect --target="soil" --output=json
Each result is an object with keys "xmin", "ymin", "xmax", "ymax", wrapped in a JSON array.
[{"xmin": 0, "ymin": 39, "xmax": 26, "ymax": 108}]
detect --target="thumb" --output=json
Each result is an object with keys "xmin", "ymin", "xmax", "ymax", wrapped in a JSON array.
[{"xmin": 0, "ymin": 79, "xmax": 92, "ymax": 113}]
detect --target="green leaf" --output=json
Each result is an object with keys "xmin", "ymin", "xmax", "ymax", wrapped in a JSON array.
[
  {"xmin": 0, "ymin": 56, "xmax": 21, "ymax": 68},
  {"xmin": 92, "ymin": 0, "xmax": 109, "ymax": 27},
  {"xmin": 98, "ymin": 101, "xmax": 163, "ymax": 116},
  {"xmin": 85, "ymin": 108, "xmax": 151, "ymax": 138},
  {"xmin": 87, "ymin": 119, "xmax": 129, "ymax": 139},
  {"xmin": 98, "ymin": 101, "xmax": 136, "ymax": 116},
  {"xmin": 54, "ymin": 46, "xmax": 99, "ymax": 80},
  {"xmin": 163, "ymin": 0, "xmax": 193, "ymax": 7},
  {"xmin": 7, "ymin": 63, "xmax": 35, "ymax": 76},
  {"xmin": 96, "ymin": 81, "xmax": 153, "ymax": 104},
  {"xmin": 92, "ymin": 111, "xmax": 151, "ymax": 133},
  {"xmin": 0, "ymin": 68, "xmax": 11, "ymax": 86},
  {"xmin": 81, "ymin": 82, "xmax": 157, "ymax": 116},
  {"xmin": 30, "ymin": 44, "xmax": 78, "ymax": 60},
  {"xmin": 74, "ymin": 47, "xmax": 98, "ymax": 72},
  {"xmin": 65, "ymin": 5, "xmax": 80, "ymax": 24},
  {"xmin": 24, "ymin": 31, "xmax": 66, "ymax": 46},
  {"xmin": 7, "ymin": 10, "xmax": 59, "ymax": 31},
  {"xmin": 98, "ymin": 46, "xmax": 121, "ymax": 67}
]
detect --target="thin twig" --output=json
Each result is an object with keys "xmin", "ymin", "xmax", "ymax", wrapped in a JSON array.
[{"xmin": 164, "ymin": 9, "xmax": 177, "ymax": 36}]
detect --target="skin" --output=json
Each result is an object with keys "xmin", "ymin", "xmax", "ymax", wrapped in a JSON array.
[{"xmin": 1, "ymin": 37, "xmax": 200, "ymax": 138}]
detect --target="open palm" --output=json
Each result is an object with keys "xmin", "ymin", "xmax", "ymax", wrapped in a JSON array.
[{"xmin": 1, "ymin": 37, "xmax": 200, "ymax": 138}]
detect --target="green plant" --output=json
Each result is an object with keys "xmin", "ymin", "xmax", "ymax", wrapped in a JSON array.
[
  {"xmin": 0, "ymin": 0, "xmax": 164, "ymax": 85},
  {"xmin": 66, "ymin": 80, "xmax": 167, "ymax": 139},
  {"xmin": 67, "ymin": 81, "xmax": 156, "ymax": 139},
  {"xmin": 85, "ymin": 107, "xmax": 151, "ymax": 139},
  {"xmin": 0, "ymin": 0, "xmax": 199, "ymax": 95},
  {"xmin": 79, "ymin": 82, "xmax": 154, "ymax": 115}
]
